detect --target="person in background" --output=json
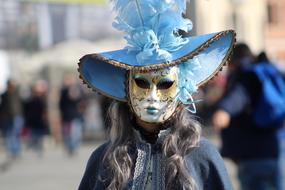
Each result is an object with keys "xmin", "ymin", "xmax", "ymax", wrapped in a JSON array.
[
  {"xmin": 59, "ymin": 75, "xmax": 85, "ymax": 156},
  {"xmin": 23, "ymin": 80, "xmax": 49, "ymax": 157},
  {"xmin": 0, "ymin": 80, "xmax": 24, "ymax": 160},
  {"xmin": 212, "ymin": 43, "xmax": 285, "ymax": 190}
]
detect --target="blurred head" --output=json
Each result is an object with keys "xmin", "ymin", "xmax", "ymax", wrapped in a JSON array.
[
  {"xmin": 32, "ymin": 80, "xmax": 48, "ymax": 97},
  {"xmin": 62, "ymin": 74, "xmax": 77, "ymax": 87},
  {"xmin": 256, "ymin": 51, "xmax": 270, "ymax": 63},
  {"xmin": 229, "ymin": 43, "xmax": 254, "ymax": 72},
  {"xmin": 6, "ymin": 79, "xmax": 16, "ymax": 92}
]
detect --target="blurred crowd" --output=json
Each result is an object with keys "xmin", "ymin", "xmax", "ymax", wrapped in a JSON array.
[{"xmin": 0, "ymin": 74, "xmax": 109, "ymax": 165}]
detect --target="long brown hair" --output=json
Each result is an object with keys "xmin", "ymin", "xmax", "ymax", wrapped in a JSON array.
[{"xmin": 103, "ymin": 102, "xmax": 201, "ymax": 190}]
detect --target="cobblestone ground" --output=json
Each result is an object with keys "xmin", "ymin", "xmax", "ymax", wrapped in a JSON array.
[{"xmin": 0, "ymin": 132, "xmax": 239, "ymax": 190}]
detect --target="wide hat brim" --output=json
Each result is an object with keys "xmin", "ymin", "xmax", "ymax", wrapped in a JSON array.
[{"xmin": 78, "ymin": 30, "xmax": 235, "ymax": 102}]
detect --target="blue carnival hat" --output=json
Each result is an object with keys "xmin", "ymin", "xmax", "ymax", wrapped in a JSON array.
[{"xmin": 78, "ymin": 0, "xmax": 236, "ymax": 102}]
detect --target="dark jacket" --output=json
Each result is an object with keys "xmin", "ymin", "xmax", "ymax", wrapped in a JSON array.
[
  {"xmin": 78, "ymin": 138, "xmax": 233, "ymax": 190},
  {"xmin": 0, "ymin": 88, "xmax": 22, "ymax": 120},
  {"xmin": 59, "ymin": 87, "xmax": 82, "ymax": 122},
  {"xmin": 0, "ymin": 88, "xmax": 22, "ymax": 132},
  {"xmin": 23, "ymin": 96, "xmax": 48, "ymax": 133},
  {"xmin": 218, "ymin": 62, "xmax": 282, "ymax": 161}
]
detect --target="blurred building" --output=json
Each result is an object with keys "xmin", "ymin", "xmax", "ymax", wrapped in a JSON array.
[
  {"xmin": 0, "ymin": 0, "xmax": 121, "ymax": 50},
  {"xmin": 0, "ymin": 1, "xmax": 19, "ymax": 48},
  {"xmin": 265, "ymin": 0, "xmax": 285, "ymax": 66},
  {"xmin": 1, "ymin": 0, "xmax": 284, "ymax": 62},
  {"xmin": 0, "ymin": 0, "xmax": 125, "ymax": 93},
  {"xmin": 189, "ymin": 0, "xmax": 285, "ymax": 68},
  {"xmin": 190, "ymin": 0, "xmax": 267, "ymax": 54}
]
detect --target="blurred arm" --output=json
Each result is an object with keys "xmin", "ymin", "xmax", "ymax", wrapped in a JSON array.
[{"xmin": 212, "ymin": 81, "xmax": 250, "ymax": 130}]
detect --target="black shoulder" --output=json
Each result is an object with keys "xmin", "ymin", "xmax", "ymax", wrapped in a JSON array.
[
  {"xmin": 77, "ymin": 142, "xmax": 109, "ymax": 190},
  {"xmin": 186, "ymin": 138, "xmax": 233, "ymax": 190},
  {"xmin": 86, "ymin": 142, "xmax": 109, "ymax": 168}
]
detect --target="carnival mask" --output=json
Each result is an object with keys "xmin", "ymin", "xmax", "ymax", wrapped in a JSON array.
[{"xmin": 129, "ymin": 67, "xmax": 179, "ymax": 123}]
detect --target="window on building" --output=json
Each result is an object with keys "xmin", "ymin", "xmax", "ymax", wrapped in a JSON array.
[{"xmin": 267, "ymin": 3, "xmax": 277, "ymax": 25}]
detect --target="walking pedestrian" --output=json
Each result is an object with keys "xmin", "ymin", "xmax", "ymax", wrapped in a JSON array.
[
  {"xmin": 59, "ymin": 75, "xmax": 85, "ymax": 156},
  {"xmin": 212, "ymin": 43, "xmax": 285, "ymax": 190},
  {"xmin": 23, "ymin": 80, "xmax": 49, "ymax": 157},
  {"xmin": 0, "ymin": 80, "xmax": 24, "ymax": 160}
]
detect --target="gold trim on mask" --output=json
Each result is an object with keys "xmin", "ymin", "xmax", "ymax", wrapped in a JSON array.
[
  {"xmin": 126, "ymin": 71, "xmax": 183, "ymax": 125},
  {"xmin": 127, "ymin": 67, "xmax": 179, "ymax": 124}
]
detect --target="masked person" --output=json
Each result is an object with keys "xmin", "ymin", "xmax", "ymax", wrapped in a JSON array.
[{"xmin": 78, "ymin": 0, "xmax": 235, "ymax": 189}]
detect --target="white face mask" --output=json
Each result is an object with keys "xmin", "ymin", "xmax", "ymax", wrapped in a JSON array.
[{"xmin": 128, "ymin": 67, "xmax": 179, "ymax": 123}]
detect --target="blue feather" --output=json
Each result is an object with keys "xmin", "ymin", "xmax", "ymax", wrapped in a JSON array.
[
  {"xmin": 110, "ymin": 0, "xmax": 192, "ymax": 63},
  {"xmin": 176, "ymin": 57, "xmax": 201, "ymax": 106}
]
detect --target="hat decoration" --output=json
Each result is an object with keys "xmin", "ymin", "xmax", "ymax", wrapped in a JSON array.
[
  {"xmin": 78, "ymin": 0, "xmax": 236, "ymax": 105},
  {"xmin": 112, "ymin": 0, "xmax": 193, "ymax": 64},
  {"xmin": 177, "ymin": 57, "xmax": 201, "ymax": 112}
]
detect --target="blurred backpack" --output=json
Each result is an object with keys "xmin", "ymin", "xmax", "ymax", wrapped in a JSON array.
[{"xmin": 251, "ymin": 62, "xmax": 285, "ymax": 127}]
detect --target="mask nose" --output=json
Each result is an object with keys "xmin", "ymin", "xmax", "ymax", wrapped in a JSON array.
[{"xmin": 147, "ymin": 85, "xmax": 159, "ymax": 103}]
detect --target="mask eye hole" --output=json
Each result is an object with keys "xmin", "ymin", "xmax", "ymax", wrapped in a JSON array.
[
  {"xmin": 157, "ymin": 79, "xmax": 174, "ymax": 89},
  {"xmin": 134, "ymin": 77, "xmax": 150, "ymax": 89}
]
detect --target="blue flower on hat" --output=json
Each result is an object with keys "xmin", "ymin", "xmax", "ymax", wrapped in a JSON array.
[{"xmin": 125, "ymin": 28, "xmax": 173, "ymax": 63}]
